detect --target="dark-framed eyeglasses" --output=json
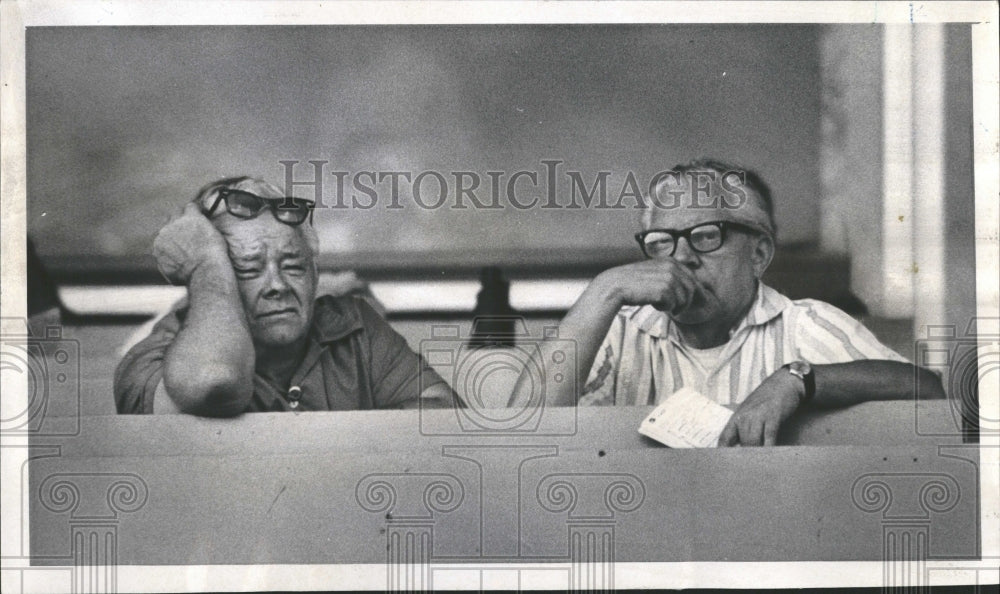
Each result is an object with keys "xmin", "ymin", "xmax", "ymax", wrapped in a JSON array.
[
  {"xmin": 204, "ymin": 188, "xmax": 314, "ymax": 226},
  {"xmin": 635, "ymin": 221, "xmax": 760, "ymax": 258}
]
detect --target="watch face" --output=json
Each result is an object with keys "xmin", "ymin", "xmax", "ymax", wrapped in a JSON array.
[{"xmin": 788, "ymin": 361, "xmax": 811, "ymax": 375}]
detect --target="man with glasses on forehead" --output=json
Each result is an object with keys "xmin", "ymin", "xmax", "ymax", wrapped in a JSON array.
[
  {"xmin": 510, "ymin": 159, "xmax": 943, "ymax": 446},
  {"xmin": 114, "ymin": 176, "xmax": 454, "ymax": 415}
]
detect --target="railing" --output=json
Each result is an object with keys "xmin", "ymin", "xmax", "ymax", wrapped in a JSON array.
[{"xmin": 25, "ymin": 401, "xmax": 978, "ymax": 587}]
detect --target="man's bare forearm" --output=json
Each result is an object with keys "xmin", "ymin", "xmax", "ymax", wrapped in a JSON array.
[
  {"xmin": 163, "ymin": 256, "xmax": 255, "ymax": 416},
  {"xmin": 720, "ymin": 358, "xmax": 946, "ymax": 447},
  {"xmin": 508, "ymin": 276, "xmax": 622, "ymax": 408},
  {"xmin": 812, "ymin": 360, "xmax": 946, "ymax": 408}
]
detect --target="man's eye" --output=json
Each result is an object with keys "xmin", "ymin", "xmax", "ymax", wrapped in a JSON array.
[
  {"xmin": 233, "ymin": 267, "xmax": 261, "ymax": 277},
  {"xmin": 283, "ymin": 263, "xmax": 306, "ymax": 274}
]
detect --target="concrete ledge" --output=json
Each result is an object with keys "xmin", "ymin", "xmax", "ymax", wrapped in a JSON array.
[{"xmin": 26, "ymin": 400, "xmax": 979, "ymax": 566}]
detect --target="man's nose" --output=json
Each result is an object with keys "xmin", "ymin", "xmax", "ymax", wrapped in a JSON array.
[
  {"xmin": 672, "ymin": 237, "xmax": 700, "ymax": 267},
  {"xmin": 263, "ymin": 266, "xmax": 291, "ymax": 297}
]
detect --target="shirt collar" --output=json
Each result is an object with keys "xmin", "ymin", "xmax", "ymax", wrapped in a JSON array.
[
  {"xmin": 247, "ymin": 295, "xmax": 363, "ymax": 412},
  {"xmin": 727, "ymin": 282, "xmax": 792, "ymax": 334},
  {"xmin": 310, "ymin": 295, "xmax": 366, "ymax": 343},
  {"xmin": 633, "ymin": 282, "xmax": 791, "ymax": 342}
]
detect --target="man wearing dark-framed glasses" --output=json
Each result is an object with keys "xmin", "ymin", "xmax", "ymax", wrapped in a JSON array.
[
  {"xmin": 510, "ymin": 158, "xmax": 944, "ymax": 445},
  {"xmin": 114, "ymin": 176, "xmax": 455, "ymax": 416}
]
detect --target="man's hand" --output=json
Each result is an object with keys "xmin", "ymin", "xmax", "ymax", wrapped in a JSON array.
[
  {"xmin": 596, "ymin": 259, "xmax": 702, "ymax": 314},
  {"xmin": 511, "ymin": 258, "xmax": 703, "ymax": 409},
  {"xmin": 153, "ymin": 203, "xmax": 230, "ymax": 285},
  {"xmin": 717, "ymin": 369, "xmax": 804, "ymax": 447}
]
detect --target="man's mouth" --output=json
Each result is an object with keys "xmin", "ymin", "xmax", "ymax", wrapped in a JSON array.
[
  {"xmin": 257, "ymin": 308, "xmax": 297, "ymax": 319},
  {"xmin": 691, "ymin": 284, "xmax": 712, "ymax": 304},
  {"xmin": 664, "ymin": 283, "xmax": 711, "ymax": 315}
]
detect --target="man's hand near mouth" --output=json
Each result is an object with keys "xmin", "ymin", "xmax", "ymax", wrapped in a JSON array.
[
  {"xmin": 596, "ymin": 258, "xmax": 703, "ymax": 315},
  {"xmin": 509, "ymin": 257, "xmax": 704, "ymax": 409}
]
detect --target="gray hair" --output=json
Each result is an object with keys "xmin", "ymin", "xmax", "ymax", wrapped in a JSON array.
[
  {"xmin": 641, "ymin": 158, "xmax": 777, "ymax": 240},
  {"xmin": 193, "ymin": 176, "xmax": 320, "ymax": 257}
]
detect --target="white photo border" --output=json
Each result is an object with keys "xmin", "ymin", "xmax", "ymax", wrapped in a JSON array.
[{"xmin": 2, "ymin": 1, "xmax": 997, "ymax": 591}]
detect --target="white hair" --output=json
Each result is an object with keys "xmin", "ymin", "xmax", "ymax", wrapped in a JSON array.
[
  {"xmin": 193, "ymin": 175, "xmax": 320, "ymax": 258},
  {"xmin": 640, "ymin": 159, "xmax": 776, "ymax": 240}
]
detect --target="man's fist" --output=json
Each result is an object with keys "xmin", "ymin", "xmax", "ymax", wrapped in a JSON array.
[
  {"xmin": 717, "ymin": 369, "xmax": 804, "ymax": 446},
  {"xmin": 153, "ymin": 203, "xmax": 230, "ymax": 285},
  {"xmin": 596, "ymin": 259, "xmax": 702, "ymax": 315}
]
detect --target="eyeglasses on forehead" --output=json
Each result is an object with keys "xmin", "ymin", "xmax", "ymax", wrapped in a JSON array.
[
  {"xmin": 204, "ymin": 188, "xmax": 314, "ymax": 226},
  {"xmin": 634, "ymin": 220, "xmax": 760, "ymax": 258}
]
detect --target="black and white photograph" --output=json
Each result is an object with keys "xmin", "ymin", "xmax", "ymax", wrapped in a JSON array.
[{"xmin": 1, "ymin": 1, "xmax": 998, "ymax": 592}]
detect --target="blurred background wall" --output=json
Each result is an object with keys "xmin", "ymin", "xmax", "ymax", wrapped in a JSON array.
[
  {"xmin": 26, "ymin": 25, "xmax": 822, "ymax": 260},
  {"xmin": 23, "ymin": 24, "xmax": 977, "ymax": 415}
]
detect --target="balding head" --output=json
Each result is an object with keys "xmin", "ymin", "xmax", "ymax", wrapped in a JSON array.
[{"xmin": 643, "ymin": 159, "xmax": 776, "ymax": 240}]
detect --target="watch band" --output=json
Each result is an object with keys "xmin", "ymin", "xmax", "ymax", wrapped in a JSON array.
[
  {"xmin": 801, "ymin": 366, "xmax": 815, "ymax": 403},
  {"xmin": 784, "ymin": 362, "xmax": 815, "ymax": 404}
]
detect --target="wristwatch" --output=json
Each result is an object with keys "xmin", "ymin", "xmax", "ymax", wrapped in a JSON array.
[{"xmin": 783, "ymin": 361, "xmax": 815, "ymax": 404}]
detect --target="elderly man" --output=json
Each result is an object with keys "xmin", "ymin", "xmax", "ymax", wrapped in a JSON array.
[
  {"xmin": 115, "ymin": 176, "xmax": 454, "ymax": 415},
  {"xmin": 510, "ymin": 159, "xmax": 944, "ymax": 445}
]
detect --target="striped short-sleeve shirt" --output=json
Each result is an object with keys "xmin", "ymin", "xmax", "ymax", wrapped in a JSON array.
[{"xmin": 578, "ymin": 283, "xmax": 908, "ymax": 407}]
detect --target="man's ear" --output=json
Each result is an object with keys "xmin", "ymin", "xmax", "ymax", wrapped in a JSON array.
[{"xmin": 751, "ymin": 233, "xmax": 775, "ymax": 278}]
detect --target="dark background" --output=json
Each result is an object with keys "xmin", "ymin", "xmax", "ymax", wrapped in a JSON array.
[{"xmin": 26, "ymin": 25, "xmax": 821, "ymax": 262}]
